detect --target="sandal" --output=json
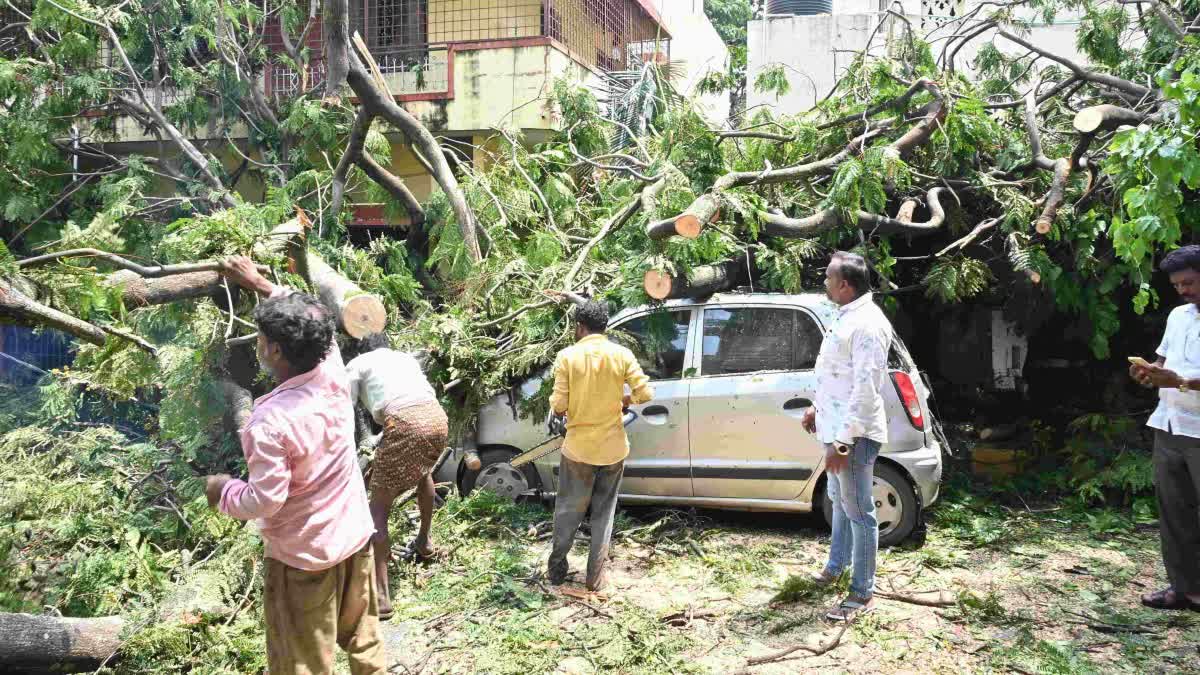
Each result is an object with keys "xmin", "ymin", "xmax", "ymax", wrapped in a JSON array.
[
  {"xmin": 826, "ymin": 595, "xmax": 876, "ymax": 622},
  {"xmin": 396, "ymin": 540, "xmax": 439, "ymax": 565},
  {"xmin": 1142, "ymin": 588, "xmax": 1200, "ymax": 612},
  {"xmin": 811, "ymin": 569, "xmax": 840, "ymax": 587}
]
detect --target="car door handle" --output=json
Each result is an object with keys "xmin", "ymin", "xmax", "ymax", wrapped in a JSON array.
[
  {"xmin": 783, "ymin": 398, "xmax": 812, "ymax": 410},
  {"xmin": 643, "ymin": 405, "xmax": 669, "ymax": 416}
]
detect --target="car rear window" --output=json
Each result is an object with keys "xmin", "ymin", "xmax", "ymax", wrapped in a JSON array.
[{"xmin": 888, "ymin": 337, "xmax": 916, "ymax": 371}]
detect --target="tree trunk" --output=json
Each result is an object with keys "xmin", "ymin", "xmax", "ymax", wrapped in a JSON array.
[
  {"xmin": 257, "ymin": 218, "xmax": 386, "ymax": 338},
  {"xmin": 341, "ymin": 28, "xmax": 482, "ymax": 263},
  {"xmin": 0, "ymin": 278, "xmax": 107, "ymax": 347},
  {"xmin": 645, "ymin": 205, "xmax": 707, "ymax": 241},
  {"xmin": 257, "ymin": 218, "xmax": 310, "ymax": 281},
  {"xmin": 306, "ymin": 253, "xmax": 386, "ymax": 339},
  {"xmin": 1072, "ymin": 104, "xmax": 1148, "ymax": 133},
  {"xmin": 0, "ymin": 613, "xmax": 124, "ymax": 673},
  {"xmin": 762, "ymin": 188, "xmax": 948, "ymax": 239},
  {"xmin": 643, "ymin": 259, "xmax": 747, "ymax": 301},
  {"xmin": 323, "ymin": 0, "xmax": 351, "ymax": 99},
  {"xmin": 219, "ymin": 379, "xmax": 254, "ymax": 433},
  {"xmin": 104, "ymin": 270, "xmax": 223, "ymax": 307}
]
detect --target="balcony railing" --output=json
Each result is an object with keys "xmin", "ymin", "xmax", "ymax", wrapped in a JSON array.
[{"xmin": 263, "ymin": 0, "xmax": 669, "ymax": 100}]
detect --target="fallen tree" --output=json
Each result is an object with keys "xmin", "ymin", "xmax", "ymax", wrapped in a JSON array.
[
  {"xmin": 643, "ymin": 258, "xmax": 752, "ymax": 300},
  {"xmin": 2, "ymin": 2, "xmax": 1199, "ymax": 667},
  {"xmin": 0, "ymin": 613, "xmax": 124, "ymax": 673}
]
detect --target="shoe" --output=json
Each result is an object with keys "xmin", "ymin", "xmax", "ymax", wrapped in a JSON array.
[
  {"xmin": 1142, "ymin": 588, "xmax": 1200, "ymax": 612},
  {"xmin": 826, "ymin": 594, "xmax": 875, "ymax": 622}
]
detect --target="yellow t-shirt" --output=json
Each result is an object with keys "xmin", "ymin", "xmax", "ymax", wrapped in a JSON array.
[{"xmin": 549, "ymin": 334, "xmax": 654, "ymax": 466}]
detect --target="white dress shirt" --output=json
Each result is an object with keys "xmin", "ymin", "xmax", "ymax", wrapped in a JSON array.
[
  {"xmin": 1148, "ymin": 303, "xmax": 1200, "ymax": 439},
  {"xmin": 345, "ymin": 348, "xmax": 437, "ymax": 424},
  {"xmin": 814, "ymin": 292, "xmax": 893, "ymax": 446}
]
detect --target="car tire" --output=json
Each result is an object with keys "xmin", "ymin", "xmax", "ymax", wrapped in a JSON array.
[
  {"xmin": 459, "ymin": 448, "xmax": 542, "ymax": 499},
  {"xmin": 821, "ymin": 462, "xmax": 919, "ymax": 548}
]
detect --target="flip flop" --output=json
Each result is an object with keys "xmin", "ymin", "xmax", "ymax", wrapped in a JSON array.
[
  {"xmin": 811, "ymin": 569, "xmax": 840, "ymax": 586},
  {"xmin": 396, "ymin": 540, "xmax": 439, "ymax": 565},
  {"xmin": 826, "ymin": 595, "xmax": 876, "ymax": 622},
  {"xmin": 1142, "ymin": 588, "xmax": 1200, "ymax": 612}
]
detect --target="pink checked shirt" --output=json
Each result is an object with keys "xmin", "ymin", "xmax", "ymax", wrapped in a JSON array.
[{"xmin": 219, "ymin": 288, "xmax": 374, "ymax": 571}]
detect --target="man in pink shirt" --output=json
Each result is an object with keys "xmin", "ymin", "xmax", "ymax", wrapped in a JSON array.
[{"xmin": 203, "ymin": 256, "xmax": 385, "ymax": 674}]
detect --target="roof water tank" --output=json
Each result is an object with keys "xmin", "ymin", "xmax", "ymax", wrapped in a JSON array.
[{"xmin": 766, "ymin": 0, "xmax": 833, "ymax": 15}]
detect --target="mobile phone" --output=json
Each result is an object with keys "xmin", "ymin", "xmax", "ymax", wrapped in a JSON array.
[{"xmin": 1128, "ymin": 356, "xmax": 1151, "ymax": 368}]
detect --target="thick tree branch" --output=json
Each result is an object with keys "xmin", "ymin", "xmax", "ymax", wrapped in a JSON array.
[
  {"xmin": 997, "ymin": 30, "xmax": 1153, "ymax": 100},
  {"xmin": 331, "ymin": 107, "xmax": 372, "ymax": 220},
  {"xmin": 17, "ymin": 249, "xmax": 265, "ymax": 278},
  {"xmin": 761, "ymin": 188, "xmax": 948, "ymax": 239},
  {"xmin": 563, "ymin": 179, "xmax": 659, "ymax": 290},
  {"xmin": 341, "ymin": 27, "xmax": 481, "ymax": 262},
  {"xmin": 0, "ymin": 277, "xmax": 155, "ymax": 354},
  {"xmin": 651, "ymin": 126, "xmax": 891, "ymax": 241},
  {"xmin": 356, "ymin": 153, "xmax": 426, "ymax": 226},
  {"xmin": 818, "ymin": 78, "xmax": 940, "ymax": 130}
]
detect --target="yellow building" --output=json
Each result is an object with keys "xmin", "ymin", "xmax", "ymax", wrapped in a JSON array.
[{"xmin": 95, "ymin": 0, "xmax": 732, "ymax": 229}]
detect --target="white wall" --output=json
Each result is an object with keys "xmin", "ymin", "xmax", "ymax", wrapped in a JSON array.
[
  {"xmin": 747, "ymin": 1, "xmax": 1091, "ymax": 115},
  {"xmin": 650, "ymin": 0, "xmax": 732, "ymax": 124}
]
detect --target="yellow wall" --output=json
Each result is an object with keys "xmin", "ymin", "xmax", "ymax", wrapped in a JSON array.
[
  {"xmin": 98, "ymin": 45, "xmax": 593, "ymax": 218},
  {"xmin": 399, "ymin": 44, "xmax": 588, "ymax": 133},
  {"xmin": 427, "ymin": 0, "xmax": 542, "ymax": 43}
]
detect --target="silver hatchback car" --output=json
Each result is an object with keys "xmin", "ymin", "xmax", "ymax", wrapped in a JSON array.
[{"xmin": 442, "ymin": 292, "xmax": 944, "ymax": 546}]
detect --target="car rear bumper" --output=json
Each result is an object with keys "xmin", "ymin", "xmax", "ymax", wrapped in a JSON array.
[{"xmin": 883, "ymin": 441, "xmax": 943, "ymax": 508}]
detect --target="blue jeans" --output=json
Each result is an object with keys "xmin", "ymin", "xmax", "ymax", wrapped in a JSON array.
[{"xmin": 823, "ymin": 438, "xmax": 881, "ymax": 598}]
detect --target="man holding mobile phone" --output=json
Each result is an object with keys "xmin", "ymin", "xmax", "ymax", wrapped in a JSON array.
[
  {"xmin": 1129, "ymin": 245, "xmax": 1200, "ymax": 614},
  {"xmin": 802, "ymin": 251, "xmax": 894, "ymax": 622}
]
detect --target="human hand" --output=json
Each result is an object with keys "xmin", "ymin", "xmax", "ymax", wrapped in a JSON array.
[
  {"xmin": 220, "ymin": 255, "xmax": 274, "ymax": 296},
  {"xmin": 205, "ymin": 474, "xmax": 233, "ymax": 509},
  {"xmin": 1132, "ymin": 363, "xmax": 1183, "ymax": 389},
  {"xmin": 825, "ymin": 445, "xmax": 849, "ymax": 474},
  {"xmin": 802, "ymin": 407, "xmax": 817, "ymax": 434}
]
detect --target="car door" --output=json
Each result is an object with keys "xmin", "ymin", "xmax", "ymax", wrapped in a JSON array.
[
  {"xmin": 608, "ymin": 308, "xmax": 694, "ymax": 497},
  {"xmin": 688, "ymin": 304, "xmax": 826, "ymax": 500}
]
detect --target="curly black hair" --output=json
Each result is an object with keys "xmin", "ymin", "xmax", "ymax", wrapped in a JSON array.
[
  {"xmin": 252, "ymin": 292, "xmax": 335, "ymax": 374},
  {"xmin": 1160, "ymin": 245, "xmax": 1200, "ymax": 275},
  {"xmin": 574, "ymin": 299, "xmax": 609, "ymax": 333}
]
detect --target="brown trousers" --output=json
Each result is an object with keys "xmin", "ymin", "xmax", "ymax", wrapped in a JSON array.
[{"xmin": 264, "ymin": 545, "xmax": 386, "ymax": 675}]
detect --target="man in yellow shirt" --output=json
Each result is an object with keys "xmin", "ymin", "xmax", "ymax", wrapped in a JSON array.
[{"xmin": 546, "ymin": 297, "xmax": 654, "ymax": 591}]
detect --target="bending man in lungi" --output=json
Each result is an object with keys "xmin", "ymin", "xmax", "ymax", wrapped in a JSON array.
[{"xmin": 347, "ymin": 332, "xmax": 448, "ymax": 620}]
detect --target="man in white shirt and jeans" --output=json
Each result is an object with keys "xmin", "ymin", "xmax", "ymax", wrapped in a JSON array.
[
  {"xmin": 802, "ymin": 251, "xmax": 893, "ymax": 622},
  {"xmin": 1129, "ymin": 245, "xmax": 1200, "ymax": 614}
]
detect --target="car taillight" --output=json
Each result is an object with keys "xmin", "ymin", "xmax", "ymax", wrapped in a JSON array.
[{"xmin": 891, "ymin": 371, "xmax": 925, "ymax": 431}]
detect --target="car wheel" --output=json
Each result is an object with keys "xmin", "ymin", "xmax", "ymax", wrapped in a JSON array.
[
  {"xmin": 821, "ymin": 463, "xmax": 919, "ymax": 548},
  {"xmin": 459, "ymin": 448, "xmax": 540, "ymax": 499}
]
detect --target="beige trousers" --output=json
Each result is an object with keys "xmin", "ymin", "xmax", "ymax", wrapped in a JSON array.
[{"xmin": 263, "ymin": 545, "xmax": 386, "ymax": 675}]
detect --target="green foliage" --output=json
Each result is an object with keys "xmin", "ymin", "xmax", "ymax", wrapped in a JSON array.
[
  {"xmin": 753, "ymin": 64, "xmax": 791, "ymax": 98},
  {"xmin": 1063, "ymin": 414, "xmax": 1155, "ymax": 505},
  {"xmin": 1077, "ymin": 3, "xmax": 1130, "ymax": 68},
  {"xmin": 923, "ymin": 256, "xmax": 994, "ymax": 303},
  {"xmin": 757, "ymin": 239, "xmax": 822, "ymax": 293},
  {"xmin": 704, "ymin": 0, "xmax": 753, "ymax": 45},
  {"xmin": 0, "ymin": 239, "xmax": 16, "ymax": 277}
]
